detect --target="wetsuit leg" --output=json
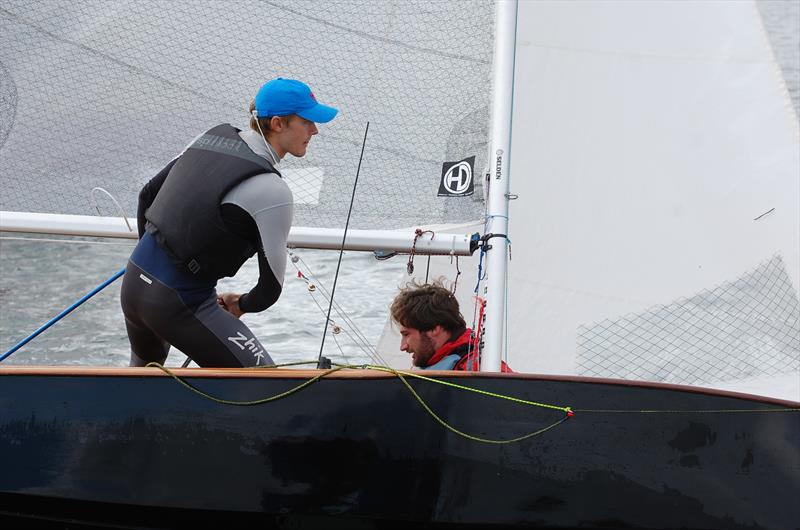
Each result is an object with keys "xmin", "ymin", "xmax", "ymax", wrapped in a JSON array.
[
  {"xmin": 182, "ymin": 294, "xmax": 275, "ymax": 367},
  {"xmin": 121, "ymin": 266, "xmax": 170, "ymax": 366},
  {"xmin": 122, "ymin": 261, "xmax": 274, "ymax": 368}
]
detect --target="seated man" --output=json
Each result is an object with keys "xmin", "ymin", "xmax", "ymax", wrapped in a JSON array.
[{"xmin": 390, "ymin": 282, "xmax": 512, "ymax": 371}]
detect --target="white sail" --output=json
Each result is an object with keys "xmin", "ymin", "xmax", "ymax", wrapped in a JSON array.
[
  {"xmin": 0, "ymin": 1, "xmax": 493, "ymax": 233},
  {"xmin": 379, "ymin": 0, "xmax": 800, "ymax": 401},
  {"xmin": 504, "ymin": 0, "xmax": 799, "ymax": 398}
]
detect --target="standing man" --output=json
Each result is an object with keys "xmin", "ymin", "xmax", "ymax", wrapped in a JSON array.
[
  {"xmin": 390, "ymin": 282, "xmax": 512, "ymax": 371},
  {"xmin": 121, "ymin": 78, "xmax": 338, "ymax": 367}
]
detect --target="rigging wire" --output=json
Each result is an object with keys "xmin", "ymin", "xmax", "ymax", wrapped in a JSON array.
[
  {"xmin": 317, "ymin": 121, "xmax": 370, "ymax": 367},
  {"xmin": 295, "ymin": 258, "xmax": 385, "ymax": 362},
  {"xmin": 330, "ymin": 331, "xmax": 351, "ymax": 366},
  {"xmin": 292, "ymin": 254, "xmax": 371, "ymax": 343},
  {"xmin": 290, "ymin": 251, "xmax": 391, "ymax": 367},
  {"xmin": 299, "ymin": 265, "xmax": 377, "ymax": 353}
]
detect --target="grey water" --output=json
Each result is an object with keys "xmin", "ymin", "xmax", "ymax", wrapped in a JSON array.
[
  {"xmin": 1, "ymin": 0, "xmax": 798, "ymax": 367},
  {"xmin": 0, "ymin": 235, "xmax": 407, "ymax": 366}
]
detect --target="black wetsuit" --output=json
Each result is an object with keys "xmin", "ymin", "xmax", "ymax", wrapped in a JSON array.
[{"xmin": 120, "ymin": 125, "xmax": 292, "ymax": 367}]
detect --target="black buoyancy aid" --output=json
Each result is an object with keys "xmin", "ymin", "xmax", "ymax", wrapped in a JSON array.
[{"xmin": 145, "ymin": 124, "xmax": 279, "ymax": 279}]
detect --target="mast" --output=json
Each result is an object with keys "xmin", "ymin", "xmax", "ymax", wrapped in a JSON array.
[{"xmin": 481, "ymin": 0, "xmax": 518, "ymax": 372}]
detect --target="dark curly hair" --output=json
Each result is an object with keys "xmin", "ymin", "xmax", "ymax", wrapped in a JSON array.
[{"xmin": 390, "ymin": 281, "xmax": 466, "ymax": 336}]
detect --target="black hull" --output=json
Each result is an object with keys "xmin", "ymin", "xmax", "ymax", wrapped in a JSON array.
[{"xmin": 1, "ymin": 367, "xmax": 798, "ymax": 529}]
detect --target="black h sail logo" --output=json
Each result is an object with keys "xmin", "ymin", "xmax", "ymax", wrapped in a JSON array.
[{"xmin": 438, "ymin": 156, "xmax": 475, "ymax": 197}]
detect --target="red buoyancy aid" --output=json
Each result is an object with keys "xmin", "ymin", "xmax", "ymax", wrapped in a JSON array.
[{"xmin": 425, "ymin": 329, "xmax": 513, "ymax": 372}]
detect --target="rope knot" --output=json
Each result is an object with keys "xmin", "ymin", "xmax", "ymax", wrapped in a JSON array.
[{"xmin": 407, "ymin": 229, "xmax": 435, "ymax": 275}]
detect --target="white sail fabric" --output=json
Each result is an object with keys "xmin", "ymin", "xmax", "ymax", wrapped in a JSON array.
[
  {"xmin": 379, "ymin": 1, "xmax": 800, "ymax": 401},
  {"xmin": 0, "ymin": 1, "xmax": 491, "ymax": 230},
  {"xmin": 502, "ymin": 0, "xmax": 799, "ymax": 399}
]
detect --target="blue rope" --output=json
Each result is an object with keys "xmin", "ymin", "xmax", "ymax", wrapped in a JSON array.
[
  {"xmin": 474, "ymin": 246, "xmax": 487, "ymax": 294},
  {"xmin": 1, "ymin": 267, "xmax": 126, "ymax": 362}
]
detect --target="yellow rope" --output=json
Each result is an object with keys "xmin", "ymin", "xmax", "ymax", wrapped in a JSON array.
[
  {"xmin": 144, "ymin": 361, "xmax": 798, "ymax": 444},
  {"xmin": 144, "ymin": 361, "xmax": 570, "ymax": 444},
  {"xmin": 145, "ymin": 362, "xmax": 347, "ymax": 406},
  {"xmin": 359, "ymin": 365, "xmax": 799, "ymax": 416},
  {"xmin": 363, "ymin": 364, "xmax": 571, "ymax": 413},
  {"xmin": 373, "ymin": 364, "xmax": 569, "ymax": 444}
]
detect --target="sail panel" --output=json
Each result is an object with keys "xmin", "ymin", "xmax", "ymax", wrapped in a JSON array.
[
  {"xmin": 505, "ymin": 0, "xmax": 800, "ymax": 398},
  {"xmin": 0, "ymin": 1, "xmax": 492, "ymax": 230}
]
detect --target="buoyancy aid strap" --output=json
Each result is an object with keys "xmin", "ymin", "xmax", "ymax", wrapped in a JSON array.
[
  {"xmin": 190, "ymin": 129, "xmax": 278, "ymax": 175},
  {"xmin": 425, "ymin": 328, "xmax": 472, "ymax": 368}
]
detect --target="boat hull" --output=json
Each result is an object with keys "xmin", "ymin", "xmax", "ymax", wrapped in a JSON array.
[{"xmin": 0, "ymin": 367, "xmax": 798, "ymax": 529}]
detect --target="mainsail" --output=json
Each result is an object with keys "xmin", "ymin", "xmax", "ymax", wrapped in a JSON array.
[{"xmin": 0, "ymin": 0, "xmax": 492, "ymax": 231}]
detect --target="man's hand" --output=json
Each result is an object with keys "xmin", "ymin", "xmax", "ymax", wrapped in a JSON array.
[{"xmin": 217, "ymin": 292, "xmax": 244, "ymax": 318}]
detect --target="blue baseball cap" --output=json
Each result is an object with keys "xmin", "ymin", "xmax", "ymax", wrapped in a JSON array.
[{"xmin": 254, "ymin": 78, "xmax": 338, "ymax": 123}]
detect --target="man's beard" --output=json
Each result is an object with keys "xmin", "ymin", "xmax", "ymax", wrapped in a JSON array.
[{"xmin": 412, "ymin": 334, "xmax": 437, "ymax": 367}]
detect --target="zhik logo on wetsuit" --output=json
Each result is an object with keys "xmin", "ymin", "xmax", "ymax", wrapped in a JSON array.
[
  {"xmin": 227, "ymin": 332, "xmax": 265, "ymax": 365},
  {"xmin": 438, "ymin": 156, "xmax": 475, "ymax": 197}
]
